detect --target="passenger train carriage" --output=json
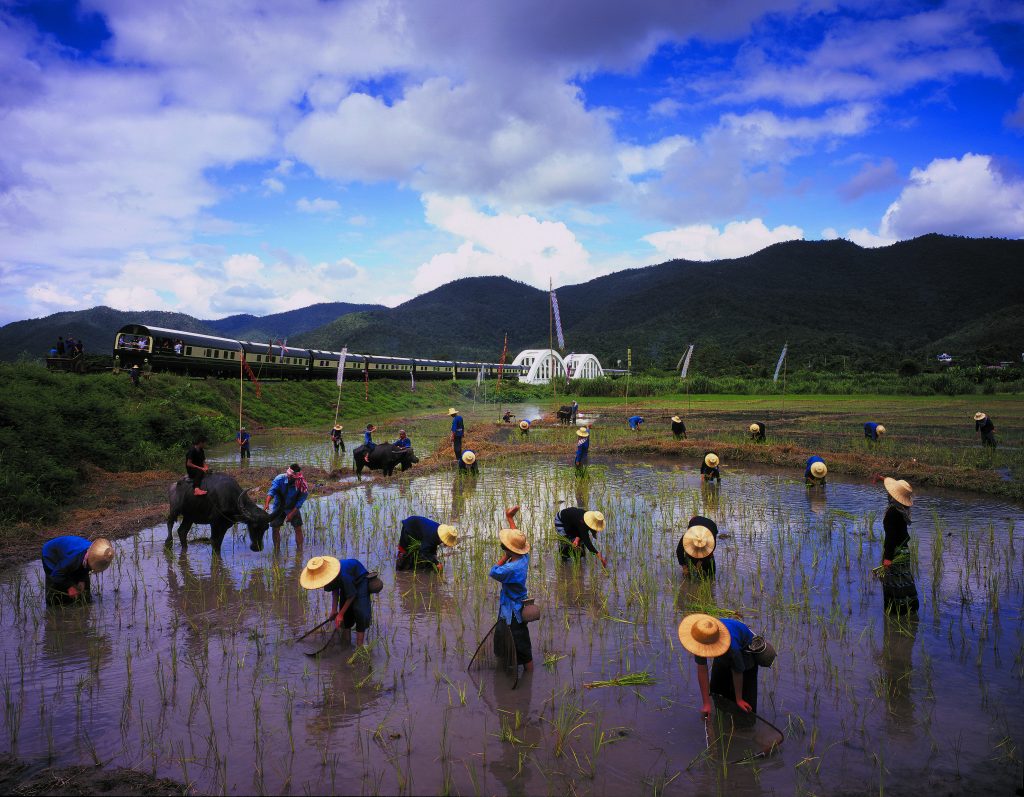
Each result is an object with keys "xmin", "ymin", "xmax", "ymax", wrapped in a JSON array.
[{"xmin": 113, "ymin": 324, "xmax": 527, "ymax": 380}]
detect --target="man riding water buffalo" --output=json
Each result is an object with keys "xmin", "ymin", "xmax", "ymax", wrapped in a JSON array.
[{"xmin": 167, "ymin": 473, "xmax": 272, "ymax": 555}]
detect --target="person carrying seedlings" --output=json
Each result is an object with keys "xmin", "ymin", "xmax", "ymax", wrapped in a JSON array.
[
  {"xmin": 330, "ymin": 424, "xmax": 345, "ymax": 454},
  {"xmin": 879, "ymin": 477, "xmax": 919, "ymax": 615},
  {"xmin": 300, "ymin": 556, "xmax": 382, "ymax": 647},
  {"xmin": 701, "ymin": 452, "xmax": 721, "ymax": 483},
  {"xmin": 574, "ymin": 426, "xmax": 590, "ymax": 468},
  {"xmin": 186, "ymin": 435, "xmax": 209, "ymax": 496},
  {"xmin": 749, "ymin": 422, "xmax": 766, "ymax": 442},
  {"xmin": 628, "ymin": 415, "xmax": 644, "ymax": 431},
  {"xmin": 460, "ymin": 450, "xmax": 479, "ymax": 474},
  {"xmin": 676, "ymin": 516, "xmax": 718, "ymax": 578},
  {"xmin": 395, "ymin": 516, "xmax": 459, "ymax": 572},
  {"xmin": 41, "ymin": 536, "xmax": 114, "ymax": 605},
  {"xmin": 554, "ymin": 506, "xmax": 607, "ymax": 567},
  {"xmin": 392, "ymin": 429, "xmax": 412, "ymax": 450},
  {"xmin": 804, "ymin": 456, "xmax": 827, "ymax": 486},
  {"xmin": 265, "ymin": 463, "xmax": 309, "ymax": 551},
  {"xmin": 974, "ymin": 412, "xmax": 996, "ymax": 448},
  {"xmin": 671, "ymin": 415, "xmax": 687, "ymax": 439},
  {"xmin": 236, "ymin": 426, "xmax": 251, "ymax": 460},
  {"xmin": 864, "ymin": 422, "xmax": 886, "ymax": 441},
  {"xmin": 449, "ymin": 407, "xmax": 465, "ymax": 459},
  {"xmin": 489, "ymin": 506, "xmax": 533, "ymax": 674},
  {"xmin": 678, "ymin": 613, "xmax": 759, "ymax": 718}
]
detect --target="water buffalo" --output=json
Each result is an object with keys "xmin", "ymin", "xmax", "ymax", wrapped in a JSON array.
[
  {"xmin": 353, "ymin": 443, "xmax": 419, "ymax": 477},
  {"xmin": 166, "ymin": 473, "xmax": 272, "ymax": 554}
]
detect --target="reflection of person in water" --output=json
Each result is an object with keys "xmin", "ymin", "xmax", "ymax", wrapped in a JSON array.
[
  {"xmin": 879, "ymin": 615, "xmax": 918, "ymax": 735},
  {"xmin": 450, "ymin": 472, "xmax": 478, "ymax": 520},
  {"xmin": 164, "ymin": 551, "xmax": 241, "ymax": 655},
  {"xmin": 42, "ymin": 606, "xmax": 113, "ymax": 671},
  {"xmin": 486, "ymin": 659, "xmax": 537, "ymax": 792}
]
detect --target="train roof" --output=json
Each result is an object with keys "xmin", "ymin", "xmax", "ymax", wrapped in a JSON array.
[{"xmin": 117, "ymin": 324, "xmax": 242, "ymax": 350}]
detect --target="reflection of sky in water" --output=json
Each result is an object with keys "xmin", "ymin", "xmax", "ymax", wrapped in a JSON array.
[{"xmin": 0, "ymin": 457, "xmax": 1019, "ymax": 796}]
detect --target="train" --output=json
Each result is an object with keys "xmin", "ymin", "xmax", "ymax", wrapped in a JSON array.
[{"xmin": 112, "ymin": 323, "xmax": 528, "ymax": 381}]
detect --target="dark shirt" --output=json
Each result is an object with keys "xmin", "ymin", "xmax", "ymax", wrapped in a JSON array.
[
  {"xmin": 671, "ymin": 420, "xmax": 686, "ymax": 436},
  {"xmin": 700, "ymin": 453, "xmax": 721, "ymax": 482},
  {"xmin": 676, "ymin": 515, "xmax": 719, "ymax": 567},
  {"xmin": 882, "ymin": 505, "xmax": 910, "ymax": 561},
  {"xmin": 751, "ymin": 422, "xmax": 766, "ymax": 440},
  {"xmin": 186, "ymin": 445, "xmax": 206, "ymax": 473},
  {"xmin": 555, "ymin": 508, "xmax": 599, "ymax": 554},
  {"xmin": 693, "ymin": 618, "xmax": 755, "ymax": 672},
  {"xmin": 237, "ymin": 431, "xmax": 250, "ymax": 446},
  {"xmin": 976, "ymin": 418, "xmax": 994, "ymax": 434},
  {"xmin": 399, "ymin": 516, "xmax": 443, "ymax": 564},
  {"xmin": 323, "ymin": 558, "xmax": 369, "ymax": 599},
  {"xmin": 41, "ymin": 535, "xmax": 91, "ymax": 590}
]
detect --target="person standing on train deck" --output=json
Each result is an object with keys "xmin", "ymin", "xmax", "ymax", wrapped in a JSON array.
[
  {"xmin": 805, "ymin": 456, "xmax": 827, "ymax": 486},
  {"xmin": 679, "ymin": 614, "xmax": 760, "ymax": 718},
  {"xmin": 671, "ymin": 416, "xmax": 687, "ymax": 439},
  {"xmin": 864, "ymin": 422, "xmax": 886, "ymax": 441},
  {"xmin": 554, "ymin": 506, "xmax": 607, "ymax": 567},
  {"xmin": 574, "ymin": 426, "xmax": 590, "ymax": 469},
  {"xmin": 974, "ymin": 412, "xmax": 996, "ymax": 448},
  {"xmin": 330, "ymin": 424, "xmax": 345, "ymax": 454},
  {"xmin": 186, "ymin": 435, "xmax": 209, "ymax": 496},
  {"xmin": 41, "ymin": 536, "xmax": 114, "ymax": 605},
  {"xmin": 236, "ymin": 427, "xmax": 251, "ymax": 460},
  {"xmin": 265, "ymin": 464, "xmax": 309, "ymax": 552},
  {"xmin": 449, "ymin": 408, "xmax": 465, "ymax": 459},
  {"xmin": 56, "ymin": 336, "xmax": 66, "ymax": 356}
]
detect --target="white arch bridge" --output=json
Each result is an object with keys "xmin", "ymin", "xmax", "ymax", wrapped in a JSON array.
[{"xmin": 510, "ymin": 349, "xmax": 605, "ymax": 384}]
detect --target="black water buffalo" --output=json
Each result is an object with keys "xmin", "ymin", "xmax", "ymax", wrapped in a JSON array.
[
  {"xmin": 166, "ymin": 473, "xmax": 272, "ymax": 554},
  {"xmin": 353, "ymin": 443, "xmax": 419, "ymax": 477}
]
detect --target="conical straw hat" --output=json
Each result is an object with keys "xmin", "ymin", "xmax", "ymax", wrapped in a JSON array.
[
  {"xmin": 333, "ymin": 424, "xmax": 343, "ymax": 431},
  {"xmin": 499, "ymin": 528, "xmax": 530, "ymax": 555},
  {"xmin": 576, "ymin": 427, "xmax": 589, "ymax": 437},
  {"xmin": 704, "ymin": 453, "xmax": 719, "ymax": 469},
  {"xmin": 883, "ymin": 477, "xmax": 913, "ymax": 506},
  {"xmin": 87, "ymin": 539, "xmax": 114, "ymax": 573},
  {"xmin": 438, "ymin": 524, "xmax": 459, "ymax": 547},
  {"xmin": 678, "ymin": 614, "xmax": 731, "ymax": 658},
  {"xmin": 682, "ymin": 526, "xmax": 716, "ymax": 559},
  {"xmin": 583, "ymin": 511, "xmax": 605, "ymax": 531},
  {"xmin": 461, "ymin": 450, "xmax": 476, "ymax": 465},
  {"xmin": 520, "ymin": 420, "xmax": 530, "ymax": 430},
  {"xmin": 810, "ymin": 461, "xmax": 827, "ymax": 479},
  {"xmin": 300, "ymin": 556, "xmax": 341, "ymax": 590},
  {"xmin": 974, "ymin": 412, "xmax": 986, "ymax": 422}
]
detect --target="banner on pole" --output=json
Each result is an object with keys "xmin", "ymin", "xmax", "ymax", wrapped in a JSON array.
[
  {"xmin": 773, "ymin": 344, "xmax": 788, "ymax": 383},
  {"xmin": 336, "ymin": 347, "xmax": 348, "ymax": 386},
  {"xmin": 410, "ymin": 367, "xmax": 416, "ymax": 392},
  {"xmin": 477, "ymin": 365, "xmax": 484, "ymax": 386},
  {"xmin": 550, "ymin": 291, "xmax": 566, "ymax": 350},
  {"xmin": 680, "ymin": 344, "xmax": 694, "ymax": 379},
  {"xmin": 241, "ymin": 353, "xmax": 262, "ymax": 398},
  {"xmin": 627, "ymin": 348, "xmax": 632, "ymax": 370}
]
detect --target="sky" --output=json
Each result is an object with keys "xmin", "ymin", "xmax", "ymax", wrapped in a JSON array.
[{"xmin": 1, "ymin": 0, "xmax": 1022, "ymax": 324}]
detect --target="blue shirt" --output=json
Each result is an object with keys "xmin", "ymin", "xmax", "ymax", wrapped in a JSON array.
[
  {"xmin": 489, "ymin": 553, "xmax": 530, "ymax": 624},
  {"xmin": 693, "ymin": 618, "xmax": 755, "ymax": 672},
  {"xmin": 574, "ymin": 436, "xmax": 590, "ymax": 464},
  {"xmin": 324, "ymin": 558, "xmax": 368, "ymax": 598},
  {"xmin": 399, "ymin": 516, "xmax": 443, "ymax": 563},
  {"xmin": 805, "ymin": 455, "xmax": 825, "ymax": 478},
  {"xmin": 864, "ymin": 422, "xmax": 880, "ymax": 439},
  {"xmin": 392, "ymin": 436, "xmax": 411, "ymax": 449},
  {"xmin": 267, "ymin": 473, "xmax": 308, "ymax": 514},
  {"xmin": 363, "ymin": 430, "xmax": 375, "ymax": 445},
  {"xmin": 237, "ymin": 431, "xmax": 250, "ymax": 445},
  {"xmin": 41, "ymin": 535, "xmax": 91, "ymax": 588},
  {"xmin": 628, "ymin": 416, "xmax": 644, "ymax": 429},
  {"xmin": 451, "ymin": 415, "xmax": 464, "ymax": 436}
]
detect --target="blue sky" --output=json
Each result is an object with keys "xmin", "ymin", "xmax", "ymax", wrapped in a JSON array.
[{"xmin": 1, "ymin": 0, "xmax": 1022, "ymax": 323}]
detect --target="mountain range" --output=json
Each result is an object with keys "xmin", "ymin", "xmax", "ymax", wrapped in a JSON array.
[{"xmin": 3, "ymin": 235, "xmax": 1021, "ymax": 372}]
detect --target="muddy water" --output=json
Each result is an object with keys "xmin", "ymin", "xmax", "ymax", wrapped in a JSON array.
[{"xmin": 1, "ymin": 457, "xmax": 1022, "ymax": 795}]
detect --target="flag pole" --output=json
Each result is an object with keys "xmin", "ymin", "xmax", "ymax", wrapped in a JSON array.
[
  {"xmin": 549, "ymin": 278, "xmax": 556, "ymax": 400},
  {"xmin": 239, "ymin": 348, "xmax": 244, "ymax": 434}
]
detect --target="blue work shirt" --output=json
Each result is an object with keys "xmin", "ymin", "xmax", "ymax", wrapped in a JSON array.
[
  {"xmin": 489, "ymin": 553, "xmax": 530, "ymax": 624},
  {"xmin": 628, "ymin": 416, "xmax": 644, "ymax": 429},
  {"xmin": 267, "ymin": 473, "xmax": 308, "ymax": 515},
  {"xmin": 363, "ymin": 430, "xmax": 375, "ymax": 446},
  {"xmin": 392, "ymin": 436, "xmax": 412, "ymax": 449},
  {"xmin": 324, "ymin": 558, "xmax": 368, "ymax": 598},
  {"xmin": 451, "ymin": 415, "xmax": 464, "ymax": 437},
  {"xmin": 693, "ymin": 618, "xmax": 755, "ymax": 672},
  {"xmin": 864, "ymin": 422, "xmax": 880, "ymax": 440},
  {"xmin": 237, "ymin": 431, "xmax": 250, "ymax": 446},
  {"xmin": 805, "ymin": 455, "xmax": 825, "ymax": 478},
  {"xmin": 574, "ymin": 436, "xmax": 590, "ymax": 464},
  {"xmin": 41, "ymin": 535, "xmax": 91, "ymax": 589}
]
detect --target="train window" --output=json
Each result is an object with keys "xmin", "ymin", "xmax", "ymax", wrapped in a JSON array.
[
  {"xmin": 186, "ymin": 346, "xmax": 192, "ymax": 355},
  {"xmin": 214, "ymin": 351, "xmax": 220, "ymax": 358},
  {"xmin": 204, "ymin": 349, "xmax": 210, "ymax": 357}
]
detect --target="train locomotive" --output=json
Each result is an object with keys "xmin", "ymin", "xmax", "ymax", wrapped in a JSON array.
[{"xmin": 112, "ymin": 324, "xmax": 526, "ymax": 381}]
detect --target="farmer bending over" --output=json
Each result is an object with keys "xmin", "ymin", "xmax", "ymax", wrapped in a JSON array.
[
  {"xmin": 864, "ymin": 422, "xmax": 886, "ymax": 441},
  {"xmin": 459, "ymin": 450, "xmax": 479, "ymax": 474},
  {"xmin": 676, "ymin": 516, "xmax": 717, "ymax": 578},
  {"xmin": 701, "ymin": 452, "xmax": 721, "ymax": 483},
  {"xmin": 574, "ymin": 426, "xmax": 590, "ymax": 468},
  {"xmin": 186, "ymin": 435, "xmax": 209, "ymax": 496},
  {"xmin": 554, "ymin": 506, "xmax": 607, "ymax": 567},
  {"xmin": 974, "ymin": 412, "xmax": 996, "ymax": 448},
  {"xmin": 749, "ymin": 422, "xmax": 766, "ymax": 442},
  {"xmin": 805, "ymin": 456, "xmax": 827, "ymax": 486},
  {"xmin": 265, "ymin": 463, "xmax": 309, "ymax": 552},
  {"xmin": 41, "ymin": 536, "xmax": 114, "ymax": 605},
  {"xmin": 628, "ymin": 415, "xmax": 644, "ymax": 431},
  {"xmin": 679, "ymin": 614, "xmax": 759, "ymax": 718},
  {"xmin": 300, "ymin": 556, "xmax": 382, "ymax": 647},
  {"xmin": 395, "ymin": 516, "xmax": 458, "ymax": 572},
  {"xmin": 489, "ymin": 506, "xmax": 533, "ymax": 674},
  {"xmin": 671, "ymin": 415, "xmax": 686, "ymax": 439}
]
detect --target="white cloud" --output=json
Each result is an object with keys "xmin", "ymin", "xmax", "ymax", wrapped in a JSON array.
[
  {"xmin": 261, "ymin": 177, "xmax": 285, "ymax": 194},
  {"xmin": 296, "ymin": 197, "xmax": 340, "ymax": 214},
  {"xmin": 643, "ymin": 218, "xmax": 804, "ymax": 261},
  {"xmin": 649, "ymin": 98, "xmax": 683, "ymax": 118},
  {"xmin": 843, "ymin": 228, "xmax": 896, "ymax": 248}
]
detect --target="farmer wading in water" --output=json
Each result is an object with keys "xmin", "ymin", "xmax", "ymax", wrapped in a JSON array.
[{"xmin": 489, "ymin": 506, "xmax": 533, "ymax": 674}]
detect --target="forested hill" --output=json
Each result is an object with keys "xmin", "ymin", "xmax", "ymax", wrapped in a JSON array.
[
  {"xmin": 295, "ymin": 235, "xmax": 1024, "ymax": 371},
  {"xmin": 0, "ymin": 302, "xmax": 380, "ymax": 361}
]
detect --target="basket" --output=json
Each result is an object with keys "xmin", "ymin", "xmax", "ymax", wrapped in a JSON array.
[{"xmin": 521, "ymin": 598, "xmax": 541, "ymax": 623}]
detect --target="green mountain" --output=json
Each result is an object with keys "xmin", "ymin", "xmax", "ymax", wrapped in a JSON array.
[{"xmin": 202, "ymin": 302, "xmax": 383, "ymax": 342}]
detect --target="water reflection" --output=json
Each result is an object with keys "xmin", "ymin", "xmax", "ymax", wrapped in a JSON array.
[{"xmin": 879, "ymin": 615, "xmax": 919, "ymax": 735}]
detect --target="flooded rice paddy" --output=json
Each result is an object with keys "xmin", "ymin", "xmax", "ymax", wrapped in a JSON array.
[{"xmin": 2, "ymin": 453, "xmax": 1022, "ymax": 795}]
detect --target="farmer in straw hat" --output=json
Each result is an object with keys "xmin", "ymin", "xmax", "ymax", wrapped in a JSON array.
[
  {"xmin": 489, "ymin": 506, "xmax": 533, "ymax": 674},
  {"xmin": 628, "ymin": 415, "xmax": 644, "ymax": 431},
  {"xmin": 459, "ymin": 449, "xmax": 479, "ymax": 475},
  {"xmin": 395, "ymin": 516, "xmax": 459, "ymax": 573},
  {"xmin": 864, "ymin": 421, "xmax": 886, "ymax": 441},
  {"xmin": 300, "ymin": 556, "xmax": 382, "ymax": 647},
  {"xmin": 879, "ymin": 477, "xmax": 919, "ymax": 615},
  {"xmin": 554, "ymin": 506, "xmax": 607, "ymax": 568},
  {"xmin": 671, "ymin": 415, "xmax": 686, "ymax": 439},
  {"xmin": 448, "ymin": 407, "xmax": 465, "ymax": 459},
  {"xmin": 804, "ymin": 456, "xmax": 827, "ymax": 487},
  {"xmin": 974, "ymin": 412, "xmax": 996, "ymax": 448},
  {"xmin": 676, "ymin": 516, "xmax": 718, "ymax": 578},
  {"xmin": 700, "ymin": 452, "xmax": 721, "ymax": 483},
  {"xmin": 574, "ymin": 426, "xmax": 590, "ymax": 468},
  {"xmin": 678, "ymin": 613, "xmax": 760, "ymax": 718},
  {"xmin": 748, "ymin": 422, "xmax": 766, "ymax": 442},
  {"xmin": 329, "ymin": 424, "xmax": 345, "ymax": 454},
  {"xmin": 519, "ymin": 419, "xmax": 531, "ymax": 435},
  {"xmin": 41, "ymin": 536, "xmax": 114, "ymax": 605}
]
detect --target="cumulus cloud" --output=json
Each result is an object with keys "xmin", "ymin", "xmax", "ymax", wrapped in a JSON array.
[
  {"xmin": 296, "ymin": 197, "xmax": 340, "ymax": 214},
  {"xmin": 643, "ymin": 218, "xmax": 804, "ymax": 261},
  {"xmin": 261, "ymin": 177, "xmax": 285, "ymax": 194}
]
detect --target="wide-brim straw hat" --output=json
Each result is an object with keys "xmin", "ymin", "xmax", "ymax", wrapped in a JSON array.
[
  {"xmin": 678, "ymin": 614, "xmax": 731, "ymax": 658},
  {"xmin": 974, "ymin": 412, "xmax": 986, "ymax": 422},
  {"xmin": 499, "ymin": 527, "xmax": 530, "ymax": 555},
  {"xmin": 333, "ymin": 424, "xmax": 343, "ymax": 431},
  {"xmin": 87, "ymin": 539, "xmax": 114, "ymax": 573},
  {"xmin": 583, "ymin": 510, "xmax": 605, "ymax": 532},
  {"xmin": 520, "ymin": 420, "xmax": 530, "ymax": 430},
  {"xmin": 876, "ymin": 424, "xmax": 886, "ymax": 435},
  {"xmin": 810, "ymin": 461, "xmax": 828, "ymax": 479},
  {"xmin": 749, "ymin": 423, "xmax": 760, "ymax": 433},
  {"xmin": 447, "ymin": 407, "xmax": 459, "ymax": 416},
  {"xmin": 300, "ymin": 555, "xmax": 341, "ymax": 590},
  {"xmin": 704, "ymin": 453, "xmax": 720, "ymax": 468},
  {"xmin": 576, "ymin": 426, "xmax": 589, "ymax": 437},
  {"xmin": 883, "ymin": 477, "xmax": 913, "ymax": 507},
  {"xmin": 682, "ymin": 526, "xmax": 716, "ymax": 559},
  {"xmin": 438, "ymin": 524, "xmax": 459, "ymax": 547},
  {"xmin": 671, "ymin": 416, "xmax": 682, "ymax": 423},
  {"xmin": 461, "ymin": 450, "xmax": 476, "ymax": 465}
]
